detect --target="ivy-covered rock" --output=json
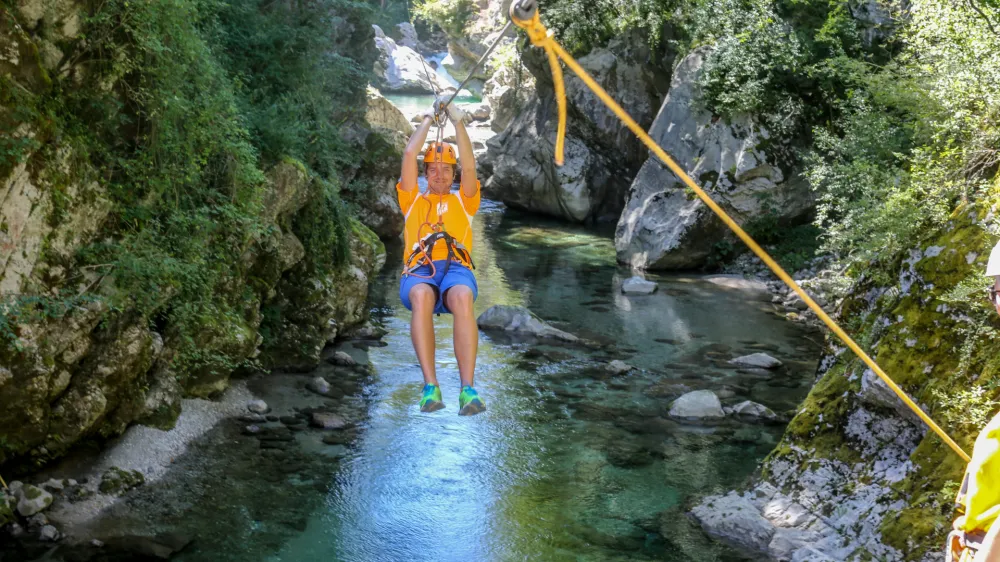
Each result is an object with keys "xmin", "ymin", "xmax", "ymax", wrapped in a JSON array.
[{"xmin": 693, "ymin": 200, "xmax": 1000, "ymax": 560}]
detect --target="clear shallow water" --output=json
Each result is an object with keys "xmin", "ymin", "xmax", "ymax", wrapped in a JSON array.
[
  {"xmin": 54, "ymin": 202, "xmax": 819, "ymax": 562},
  {"xmin": 245, "ymin": 204, "xmax": 818, "ymax": 561}
]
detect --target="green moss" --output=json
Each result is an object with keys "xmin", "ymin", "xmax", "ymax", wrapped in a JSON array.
[{"xmin": 99, "ymin": 466, "xmax": 145, "ymax": 495}]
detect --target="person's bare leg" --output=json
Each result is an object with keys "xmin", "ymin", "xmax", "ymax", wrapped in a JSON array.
[
  {"xmin": 409, "ymin": 284, "xmax": 438, "ymax": 385},
  {"xmin": 445, "ymin": 286, "xmax": 478, "ymax": 387}
]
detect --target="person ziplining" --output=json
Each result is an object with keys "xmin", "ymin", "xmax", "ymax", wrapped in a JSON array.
[{"xmin": 396, "ymin": 98, "xmax": 486, "ymax": 416}]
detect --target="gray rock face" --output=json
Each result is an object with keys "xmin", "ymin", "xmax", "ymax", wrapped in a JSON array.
[
  {"xmin": 615, "ymin": 46, "xmax": 813, "ymax": 270},
  {"xmin": 482, "ymin": 56, "xmax": 535, "ymax": 133},
  {"xmin": 372, "ymin": 25, "xmax": 449, "ymax": 94},
  {"xmin": 476, "ymin": 305, "xmax": 579, "ymax": 342},
  {"xmin": 485, "ymin": 37, "xmax": 668, "ymax": 223},
  {"xmin": 365, "ymin": 86, "xmax": 413, "ymax": 135},
  {"xmin": 858, "ymin": 368, "xmax": 927, "ymax": 428},
  {"xmin": 396, "ymin": 22, "xmax": 422, "ymax": 51},
  {"xmin": 621, "ymin": 276, "xmax": 658, "ymax": 295},
  {"xmin": 729, "ymin": 353, "xmax": 783, "ymax": 370},
  {"xmin": 690, "ymin": 492, "xmax": 776, "ymax": 552},
  {"xmin": 458, "ymin": 102, "xmax": 491, "ymax": 122},
  {"xmin": 668, "ymin": 390, "xmax": 725, "ymax": 419}
]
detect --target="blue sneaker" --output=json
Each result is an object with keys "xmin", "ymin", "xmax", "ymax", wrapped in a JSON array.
[
  {"xmin": 420, "ymin": 384, "xmax": 445, "ymax": 412},
  {"xmin": 458, "ymin": 386, "xmax": 486, "ymax": 416}
]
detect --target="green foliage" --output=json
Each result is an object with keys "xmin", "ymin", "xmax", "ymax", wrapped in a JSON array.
[
  {"xmin": 0, "ymin": 0, "xmax": 376, "ymax": 386},
  {"xmin": 538, "ymin": 0, "xmax": 687, "ymax": 56},
  {"xmin": 412, "ymin": 0, "xmax": 477, "ymax": 38},
  {"xmin": 0, "ymin": 294, "xmax": 104, "ymax": 351},
  {"xmin": 0, "ymin": 76, "xmax": 44, "ymax": 178},
  {"xmin": 932, "ymin": 384, "xmax": 999, "ymax": 431},
  {"xmin": 805, "ymin": 0, "xmax": 1000, "ymax": 282},
  {"xmin": 292, "ymin": 178, "xmax": 352, "ymax": 275},
  {"xmin": 207, "ymin": 0, "xmax": 374, "ymax": 177}
]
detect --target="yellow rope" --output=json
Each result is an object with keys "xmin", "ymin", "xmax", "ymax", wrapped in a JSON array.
[
  {"xmin": 511, "ymin": 9, "xmax": 971, "ymax": 463},
  {"xmin": 0, "ymin": 472, "xmax": 7, "ymax": 490}
]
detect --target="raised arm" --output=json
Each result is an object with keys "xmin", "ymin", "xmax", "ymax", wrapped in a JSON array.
[
  {"xmin": 439, "ymin": 100, "xmax": 478, "ymax": 198},
  {"xmin": 400, "ymin": 108, "xmax": 436, "ymax": 192}
]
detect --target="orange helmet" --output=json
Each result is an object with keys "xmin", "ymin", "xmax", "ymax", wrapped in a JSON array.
[{"xmin": 423, "ymin": 141, "xmax": 458, "ymax": 166}]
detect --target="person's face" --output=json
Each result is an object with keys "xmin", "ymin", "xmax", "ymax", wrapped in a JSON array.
[{"xmin": 425, "ymin": 162, "xmax": 455, "ymax": 192}]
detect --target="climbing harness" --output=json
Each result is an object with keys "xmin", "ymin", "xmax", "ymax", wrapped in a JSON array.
[
  {"xmin": 507, "ymin": 0, "xmax": 971, "ymax": 462},
  {"xmin": 402, "ymin": 187, "xmax": 476, "ymax": 282}
]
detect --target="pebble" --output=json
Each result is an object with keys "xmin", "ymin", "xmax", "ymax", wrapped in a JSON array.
[
  {"xmin": 240, "ymin": 414, "xmax": 267, "ymax": 423},
  {"xmin": 242, "ymin": 425, "xmax": 263, "ymax": 436},
  {"xmin": 247, "ymin": 399, "xmax": 270, "ymax": 414}
]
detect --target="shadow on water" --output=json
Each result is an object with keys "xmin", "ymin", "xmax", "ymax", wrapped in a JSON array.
[{"xmin": 9, "ymin": 202, "xmax": 820, "ymax": 562}]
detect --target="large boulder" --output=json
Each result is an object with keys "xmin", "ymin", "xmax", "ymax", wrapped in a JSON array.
[
  {"xmin": 668, "ymin": 390, "xmax": 726, "ymax": 419},
  {"xmin": 372, "ymin": 25, "xmax": 449, "ymax": 94},
  {"xmin": 481, "ymin": 52, "xmax": 535, "ymax": 133},
  {"xmin": 690, "ymin": 492, "xmax": 776, "ymax": 552},
  {"xmin": 484, "ymin": 35, "xmax": 670, "ymax": 223},
  {"xmin": 615, "ymin": 46, "xmax": 813, "ymax": 270},
  {"xmin": 365, "ymin": 86, "xmax": 413, "ymax": 136}
]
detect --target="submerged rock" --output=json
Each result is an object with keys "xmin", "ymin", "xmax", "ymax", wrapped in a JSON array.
[
  {"xmin": 729, "ymin": 353, "xmax": 783, "ymax": 370},
  {"xmin": 605, "ymin": 360, "xmax": 634, "ymax": 375},
  {"xmin": 476, "ymin": 306, "xmax": 580, "ymax": 342},
  {"xmin": 311, "ymin": 413, "xmax": 348, "ymax": 430},
  {"xmin": 690, "ymin": 492, "xmax": 775, "ymax": 552},
  {"xmin": 98, "ymin": 467, "xmax": 145, "ymax": 496},
  {"xmin": 729, "ymin": 400, "xmax": 779, "ymax": 421},
  {"xmin": 668, "ymin": 390, "xmax": 725, "ymax": 419},
  {"xmin": 621, "ymin": 277, "xmax": 658, "ymax": 295}
]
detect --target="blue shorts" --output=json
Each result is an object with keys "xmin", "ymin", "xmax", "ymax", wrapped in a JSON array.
[{"xmin": 400, "ymin": 260, "xmax": 478, "ymax": 314}]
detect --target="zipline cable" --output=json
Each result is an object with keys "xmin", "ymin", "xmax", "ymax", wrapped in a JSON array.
[{"xmin": 508, "ymin": 0, "xmax": 971, "ymax": 463}]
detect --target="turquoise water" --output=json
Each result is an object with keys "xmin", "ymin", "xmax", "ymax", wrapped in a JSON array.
[
  {"xmin": 52, "ymin": 202, "xmax": 819, "ymax": 562},
  {"xmin": 177, "ymin": 203, "xmax": 816, "ymax": 561}
]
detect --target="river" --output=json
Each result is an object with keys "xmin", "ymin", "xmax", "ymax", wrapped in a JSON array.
[{"xmin": 7, "ymin": 98, "xmax": 823, "ymax": 562}]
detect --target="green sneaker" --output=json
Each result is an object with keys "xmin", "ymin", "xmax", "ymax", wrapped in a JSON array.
[
  {"xmin": 420, "ymin": 384, "xmax": 445, "ymax": 412},
  {"xmin": 458, "ymin": 385, "xmax": 486, "ymax": 416}
]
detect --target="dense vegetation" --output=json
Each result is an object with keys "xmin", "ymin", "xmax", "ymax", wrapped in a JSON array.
[{"xmin": 1, "ymin": 0, "xmax": 376, "ymax": 379}]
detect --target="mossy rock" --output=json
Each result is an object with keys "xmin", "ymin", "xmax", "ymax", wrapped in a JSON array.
[{"xmin": 99, "ymin": 466, "xmax": 145, "ymax": 496}]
